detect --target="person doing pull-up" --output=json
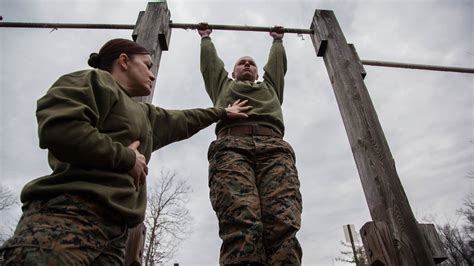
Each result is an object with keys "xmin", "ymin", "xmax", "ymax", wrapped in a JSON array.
[{"xmin": 198, "ymin": 23, "xmax": 303, "ymax": 265}]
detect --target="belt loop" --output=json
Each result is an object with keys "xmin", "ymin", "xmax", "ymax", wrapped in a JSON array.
[{"xmin": 252, "ymin": 124, "xmax": 257, "ymax": 135}]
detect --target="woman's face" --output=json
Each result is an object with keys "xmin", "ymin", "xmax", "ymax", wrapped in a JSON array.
[{"xmin": 125, "ymin": 54, "xmax": 155, "ymax": 96}]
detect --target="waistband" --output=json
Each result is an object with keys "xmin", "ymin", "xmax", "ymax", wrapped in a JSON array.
[{"xmin": 217, "ymin": 125, "xmax": 282, "ymax": 139}]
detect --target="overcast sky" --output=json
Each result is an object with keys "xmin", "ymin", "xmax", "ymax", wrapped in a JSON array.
[{"xmin": 1, "ymin": 0, "xmax": 473, "ymax": 265}]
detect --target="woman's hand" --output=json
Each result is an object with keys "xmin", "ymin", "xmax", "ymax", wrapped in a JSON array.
[
  {"xmin": 128, "ymin": 140, "xmax": 148, "ymax": 191},
  {"xmin": 225, "ymin": 99, "xmax": 253, "ymax": 119}
]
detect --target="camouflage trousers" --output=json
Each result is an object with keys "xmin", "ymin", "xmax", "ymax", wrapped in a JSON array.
[
  {"xmin": 0, "ymin": 193, "xmax": 128, "ymax": 266},
  {"xmin": 208, "ymin": 135, "xmax": 302, "ymax": 265}
]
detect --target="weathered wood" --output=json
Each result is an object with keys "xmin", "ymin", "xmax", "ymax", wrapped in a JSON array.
[
  {"xmin": 132, "ymin": 11, "xmax": 145, "ymax": 42},
  {"xmin": 133, "ymin": 1, "xmax": 171, "ymax": 103},
  {"xmin": 361, "ymin": 222, "xmax": 400, "ymax": 266},
  {"xmin": 309, "ymin": 18, "xmax": 327, "ymax": 56},
  {"xmin": 418, "ymin": 224, "xmax": 448, "ymax": 264},
  {"xmin": 348, "ymin": 44, "xmax": 366, "ymax": 80},
  {"xmin": 310, "ymin": 10, "xmax": 435, "ymax": 265},
  {"xmin": 124, "ymin": 223, "xmax": 147, "ymax": 266},
  {"xmin": 157, "ymin": 10, "xmax": 171, "ymax": 51},
  {"xmin": 344, "ymin": 224, "xmax": 361, "ymax": 266},
  {"xmin": 125, "ymin": 2, "xmax": 171, "ymax": 265}
]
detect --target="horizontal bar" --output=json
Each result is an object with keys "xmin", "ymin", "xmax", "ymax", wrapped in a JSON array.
[
  {"xmin": 1, "ymin": 21, "xmax": 472, "ymax": 74},
  {"xmin": 0, "ymin": 21, "xmax": 313, "ymax": 34},
  {"xmin": 0, "ymin": 22, "xmax": 135, "ymax": 30},
  {"xmin": 361, "ymin": 59, "xmax": 474, "ymax": 74},
  {"xmin": 170, "ymin": 22, "xmax": 313, "ymax": 34}
]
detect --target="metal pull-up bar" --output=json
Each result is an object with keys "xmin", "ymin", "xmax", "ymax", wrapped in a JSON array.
[
  {"xmin": 361, "ymin": 59, "xmax": 474, "ymax": 74},
  {"xmin": 1, "ymin": 21, "xmax": 473, "ymax": 74},
  {"xmin": 0, "ymin": 21, "xmax": 313, "ymax": 34},
  {"xmin": 170, "ymin": 22, "xmax": 313, "ymax": 34}
]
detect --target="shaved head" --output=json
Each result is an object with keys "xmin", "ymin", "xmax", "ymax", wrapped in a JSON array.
[{"xmin": 232, "ymin": 56, "xmax": 258, "ymax": 82}]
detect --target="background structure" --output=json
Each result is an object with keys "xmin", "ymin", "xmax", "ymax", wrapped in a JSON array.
[{"xmin": 1, "ymin": 0, "xmax": 472, "ymax": 264}]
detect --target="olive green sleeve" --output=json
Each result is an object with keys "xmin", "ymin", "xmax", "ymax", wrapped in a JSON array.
[
  {"xmin": 146, "ymin": 104, "xmax": 226, "ymax": 150},
  {"xmin": 262, "ymin": 40, "xmax": 287, "ymax": 103},
  {"xmin": 36, "ymin": 71, "xmax": 136, "ymax": 172},
  {"xmin": 200, "ymin": 37, "xmax": 231, "ymax": 104}
]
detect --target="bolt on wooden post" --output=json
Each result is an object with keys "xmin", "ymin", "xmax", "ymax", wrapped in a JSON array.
[
  {"xmin": 124, "ymin": 2, "xmax": 171, "ymax": 265},
  {"xmin": 310, "ymin": 9, "xmax": 437, "ymax": 265}
]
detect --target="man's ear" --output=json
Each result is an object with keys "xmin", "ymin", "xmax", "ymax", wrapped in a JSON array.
[{"xmin": 118, "ymin": 53, "xmax": 129, "ymax": 70}]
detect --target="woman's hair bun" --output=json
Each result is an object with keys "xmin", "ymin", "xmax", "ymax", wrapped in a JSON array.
[{"xmin": 88, "ymin": 53, "xmax": 101, "ymax": 68}]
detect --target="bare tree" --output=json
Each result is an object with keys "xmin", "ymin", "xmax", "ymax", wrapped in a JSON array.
[
  {"xmin": 436, "ymin": 193, "xmax": 474, "ymax": 266},
  {"xmin": 0, "ymin": 184, "xmax": 19, "ymax": 245},
  {"xmin": 336, "ymin": 233, "xmax": 367, "ymax": 265},
  {"xmin": 0, "ymin": 184, "xmax": 17, "ymax": 211},
  {"xmin": 143, "ymin": 169, "xmax": 192, "ymax": 266}
]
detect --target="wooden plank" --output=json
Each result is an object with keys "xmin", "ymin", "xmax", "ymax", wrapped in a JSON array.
[
  {"xmin": 348, "ymin": 43, "xmax": 366, "ymax": 80},
  {"xmin": 125, "ymin": 2, "xmax": 171, "ymax": 265},
  {"xmin": 418, "ymin": 224, "xmax": 448, "ymax": 264},
  {"xmin": 310, "ymin": 10, "xmax": 434, "ymax": 265},
  {"xmin": 360, "ymin": 221, "xmax": 400, "ymax": 266},
  {"xmin": 133, "ymin": 1, "xmax": 171, "ymax": 103},
  {"xmin": 132, "ymin": 11, "xmax": 145, "ymax": 42},
  {"xmin": 309, "ymin": 11, "xmax": 327, "ymax": 56},
  {"xmin": 125, "ymin": 223, "xmax": 147, "ymax": 266}
]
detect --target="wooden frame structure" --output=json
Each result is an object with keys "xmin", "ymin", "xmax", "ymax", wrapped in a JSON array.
[
  {"xmin": 125, "ymin": 2, "xmax": 449, "ymax": 265},
  {"xmin": 2, "ymin": 1, "xmax": 461, "ymax": 265}
]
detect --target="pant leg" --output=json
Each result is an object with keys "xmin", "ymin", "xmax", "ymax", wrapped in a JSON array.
[
  {"xmin": 90, "ymin": 226, "xmax": 128, "ymax": 266},
  {"xmin": 208, "ymin": 136, "xmax": 266, "ymax": 265},
  {"xmin": 0, "ymin": 194, "xmax": 127, "ymax": 266},
  {"xmin": 255, "ymin": 136, "xmax": 303, "ymax": 265}
]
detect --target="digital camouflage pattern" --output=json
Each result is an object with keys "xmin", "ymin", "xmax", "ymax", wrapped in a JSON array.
[
  {"xmin": 208, "ymin": 135, "xmax": 302, "ymax": 265},
  {"xmin": 0, "ymin": 194, "xmax": 128, "ymax": 265}
]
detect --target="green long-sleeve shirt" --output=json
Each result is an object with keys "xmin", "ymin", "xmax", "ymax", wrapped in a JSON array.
[
  {"xmin": 200, "ymin": 37, "xmax": 287, "ymax": 136},
  {"xmin": 21, "ymin": 69, "xmax": 226, "ymax": 227}
]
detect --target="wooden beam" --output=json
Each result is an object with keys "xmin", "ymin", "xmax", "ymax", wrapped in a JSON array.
[
  {"xmin": 360, "ymin": 222, "xmax": 400, "ymax": 266},
  {"xmin": 125, "ymin": 2, "xmax": 171, "ymax": 265},
  {"xmin": 124, "ymin": 223, "xmax": 146, "ymax": 266},
  {"xmin": 349, "ymin": 44, "xmax": 366, "ymax": 80},
  {"xmin": 133, "ymin": 1, "xmax": 171, "ymax": 103},
  {"xmin": 418, "ymin": 224, "xmax": 448, "ymax": 264},
  {"xmin": 310, "ymin": 9, "xmax": 435, "ymax": 265}
]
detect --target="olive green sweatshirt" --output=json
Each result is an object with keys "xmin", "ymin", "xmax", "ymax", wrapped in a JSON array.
[
  {"xmin": 200, "ymin": 37, "xmax": 287, "ymax": 136},
  {"xmin": 21, "ymin": 69, "xmax": 226, "ymax": 227}
]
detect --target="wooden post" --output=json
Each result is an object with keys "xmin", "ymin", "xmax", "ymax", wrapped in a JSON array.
[
  {"xmin": 124, "ymin": 2, "xmax": 171, "ymax": 265},
  {"xmin": 361, "ymin": 222, "xmax": 400, "ymax": 266},
  {"xmin": 133, "ymin": 1, "xmax": 171, "ymax": 103},
  {"xmin": 310, "ymin": 10, "xmax": 435, "ymax": 265},
  {"xmin": 344, "ymin": 224, "xmax": 361, "ymax": 266},
  {"xmin": 418, "ymin": 224, "xmax": 448, "ymax": 264}
]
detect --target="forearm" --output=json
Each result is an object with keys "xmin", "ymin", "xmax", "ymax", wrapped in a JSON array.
[
  {"xmin": 263, "ymin": 40, "xmax": 287, "ymax": 100},
  {"xmin": 149, "ymin": 105, "xmax": 226, "ymax": 149},
  {"xmin": 200, "ymin": 38, "xmax": 229, "ymax": 102}
]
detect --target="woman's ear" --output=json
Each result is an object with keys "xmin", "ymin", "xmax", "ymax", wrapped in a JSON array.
[{"xmin": 118, "ymin": 53, "xmax": 129, "ymax": 70}]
